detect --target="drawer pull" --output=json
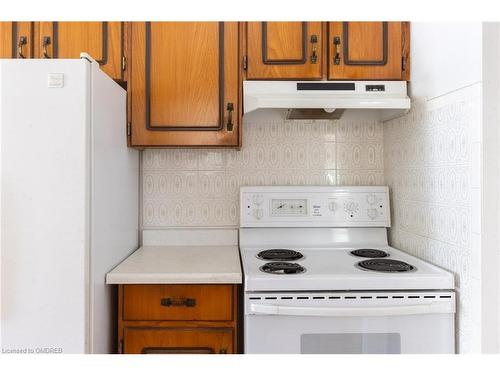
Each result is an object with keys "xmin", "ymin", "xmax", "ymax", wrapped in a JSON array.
[
  {"xmin": 142, "ymin": 347, "xmax": 214, "ymax": 354},
  {"xmin": 160, "ymin": 297, "xmax": 196, "ymax": 307}
]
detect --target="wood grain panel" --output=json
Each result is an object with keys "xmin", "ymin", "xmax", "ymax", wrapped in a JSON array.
[
  {"xmin": 265, "ymin": 22, "xmax": 304, "ymax": 61},
  {"xmin": 0, "ymin": 22, "xmax": 34, "ymax": 58},
  {"xmin": 123, "ymin": 327, "xmax": 233, "ymax": 354},
  {"xmin": 123, "ymin": 284, "xmax": 233, "ymax": 321},
  {"xmin": 246, "ymin": 21, "xmax": 323, "ymax": 79},
  {"xmin": 37, "ymin": 22, "xmax": 123, "ymax": 80},
  {"xmin": 346, "ymin": 22, "xmax": 384, "ymax": 62},
  {"xmin": 0, "ymin": 22, "xmax": 13, "ymax": 58},
  {"xmin": 149, "ymin": 22, "xmax": 220, "ymax": 127},
  {"xmin": 328, "ymin": 21, "xmax": 404, "ymax": 80},
  {"xmin": 128, "ymin": 22, "xmax": 241, "ymax": 147}
]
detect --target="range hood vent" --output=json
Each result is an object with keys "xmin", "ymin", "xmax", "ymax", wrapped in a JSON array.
[
  {"xmin": 243, "ymin": 81, "xmax": 411, "ymax": 121},
  {"xmin": 286, "ymin": 108, "xmax": 345, "ymax": 120}
]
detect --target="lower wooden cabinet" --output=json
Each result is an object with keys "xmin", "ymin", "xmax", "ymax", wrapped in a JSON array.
[
  {"xmin": 118, "ymin": 284, "xmax": 239, "ymax": 354},
  {"xmin": 124, "ymin": 327, "xmax": 234, "ymax": 354}
]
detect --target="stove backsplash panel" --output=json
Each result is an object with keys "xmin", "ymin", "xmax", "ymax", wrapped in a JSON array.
[{"xmin": 142, "ymin": 119, "xmax": 384, "ymax": 228}]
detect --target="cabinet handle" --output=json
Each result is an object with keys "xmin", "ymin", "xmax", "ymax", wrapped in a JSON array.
[
  {"xmin": 142, "ymin": 347, "xmax": 214, "ymax": 354},
  {"xmin": 160, "ymin": 297, "xmax": 196, "ymax": 307},
  {"xmin": 17, "ymin": 36, "xmax": 27, "ymax": 58},
  {"xmin": 226, "ymin": 103, "xmax": 234, "ymax": 132},
  {"xmin": 42, "ymin": 37, "xmax": 51, "ymax": 58},
  {"xmin": 310, "ymin": 34, "xmax": 318, "ymax": 64},
  {"xmin": 333, "ymin": 36, "xmax": 341, "ymax": 65},
  {"xmin": 219, "ymin": 348, "xmax": 227, "ymax": 354}
]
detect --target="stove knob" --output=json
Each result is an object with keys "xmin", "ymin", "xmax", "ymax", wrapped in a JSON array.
[
  {"xmin": 252, "ymin": 194, "xmax": 264, "ymax": 206},
  {"xmin": 344, "ymin": 201, "xmax": 359, "ymax": 213},
  {"xmin": 367, "ymin": 208, "xmax": 378, "ymax": 220},
  {"xmin": 328, "ymin": 201, "xmax": 337, "ymax": 212},
  {"xmin": 366, "ymin": 194, "xmax": 377, "ymax": 205},
  {"xmin": 253, "ymin": 208, "xmax": 264, "ymax": 220}
]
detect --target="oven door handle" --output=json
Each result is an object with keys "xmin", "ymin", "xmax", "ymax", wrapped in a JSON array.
[{"xmin": 249, "ymin": 302, "xmax": 455, "ymax": 317}]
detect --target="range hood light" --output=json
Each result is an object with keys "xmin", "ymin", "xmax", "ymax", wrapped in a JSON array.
[{"xmin": 324, "ymin": 108, "xmax": 336, "ymax": 113}]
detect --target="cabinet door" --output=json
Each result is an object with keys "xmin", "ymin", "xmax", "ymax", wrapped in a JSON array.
[
  {"xmin": 328, "ymin": 22, "xmax": 408, "ymax": 80},
  {"xmin": 129, "ymin": 22, "xmax": 240, "ymax": 147},
  {"xmin": 246, "ymin": 22, "xmax": 323, "ymax": 79},
  {"xmin": 123, "ymin": 327, "xmax": 234, "ymax": 354},
  {"xmin": 0, "ymin": 22, "xmax": 35, "ymax": 59},
  {"xmin": 36, "ymin": 22, "xmax": 124, "ymax": 80}
]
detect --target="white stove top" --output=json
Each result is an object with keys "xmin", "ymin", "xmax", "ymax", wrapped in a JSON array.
[
  {"xmin": 238, "ymin": 186, "xmax": 455, "ymax": 293},
  {"xmin": 240, "ymin": 244, "xmax": 455, "ymax": 292}
]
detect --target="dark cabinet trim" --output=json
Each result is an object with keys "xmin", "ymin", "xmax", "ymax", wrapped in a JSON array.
[
  {"xmin": 52, "ymin": 21, "xmax": 108, "ymax": 65},
  {"xmin": 120, "ymin": 22, "xmax": 125, "ymax": 81},
  {"xmin": 144, "ymin": 22, "xmax": 225, "ymax": 131},
  {"xmin": 261, "ymin": 22, "xmax": 307, "ymax": 65},
  {"xmin": 343, "ymin": 21, "xmax": 388, "ymax": 66},
  {"xmin": 11, "ymin": 22, "xmax": 16, "ymax": 58}
]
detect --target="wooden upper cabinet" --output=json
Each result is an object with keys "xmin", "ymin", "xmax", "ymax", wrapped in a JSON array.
[
  {"xmin": 36, "ymin": 22, "xmax": 124, "ymax": 80},
  {"xmin": 328, "ymin": 22, "xmax": 409, "ymax": 80},
  {"xmin": 246, "ymin": 22, "xmax": 323, "ymax": 80},
  {"xmin": 128, "ymin": 22, "xmax": 241, "ymax": 147},
  {"xmin": 0, "ymin": 22, "xmax": 35, "ymax": 59}
]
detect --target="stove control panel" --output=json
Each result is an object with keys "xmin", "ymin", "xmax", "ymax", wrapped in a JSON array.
[{"xmin": 240, "ymin": 186, "xmax": 390, "ymax": 227}]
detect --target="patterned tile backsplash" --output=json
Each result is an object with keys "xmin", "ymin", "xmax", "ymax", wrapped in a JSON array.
[
  {"xmin": 142, "ymin": 90, "xmax": 481, "ymax": 353},
  {"xmin": 142, "ymin": 118, "xmax": 384, "ymax": 228},
  {"xmin": 384, "ymin": 83, "xmax": 482, "ymax": 353}
]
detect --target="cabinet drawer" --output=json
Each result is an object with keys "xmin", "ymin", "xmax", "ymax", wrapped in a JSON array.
[
  {"xmin": 123, "ymin": 327, "xmax": 233, "ymax": 354},
  {"xmin": 123, "ymin": 284, "xmax": 233, "ymax": 321}
]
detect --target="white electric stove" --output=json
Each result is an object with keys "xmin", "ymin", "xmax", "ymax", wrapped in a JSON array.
[{"xmin": 239, "ymin": 186, "xmax": 456, "ymax": 354}]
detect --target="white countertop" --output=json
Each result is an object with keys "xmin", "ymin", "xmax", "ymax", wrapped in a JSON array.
[{"xmin": 106, "ymin": 245, "xmax": 242, "ymax": 284}]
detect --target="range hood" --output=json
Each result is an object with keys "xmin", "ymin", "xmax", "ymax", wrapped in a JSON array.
[{"xmin": 243, "ymin": 81, "xmax": 411, "ymax": 121}]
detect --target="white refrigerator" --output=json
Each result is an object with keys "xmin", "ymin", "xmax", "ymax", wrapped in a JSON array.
[{"xmin": 0, "ymin": 56, "xmax": 139, "ymax": 354}]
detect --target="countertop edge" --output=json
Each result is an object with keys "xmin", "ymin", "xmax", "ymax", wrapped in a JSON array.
[{"xmin": 106, "ymin": 272, "xmax": 242, "ymax": 285}]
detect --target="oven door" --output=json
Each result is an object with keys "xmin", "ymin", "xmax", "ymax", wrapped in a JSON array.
[{"xmin": 244, "ymin": 291, "xmax": 455, "ymax": 354}]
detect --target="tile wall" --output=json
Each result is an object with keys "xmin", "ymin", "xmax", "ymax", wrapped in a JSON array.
[
  {"xmin": 384, "ymin": 83, "xmax": 482, "ymax": 353},
  {"xmin": 142, "ymin": 116, "xmax": 384, "ymax": 228},
  {"xmin": 141, "ymin": 87, "xmax": 482, "ymax": 353}
]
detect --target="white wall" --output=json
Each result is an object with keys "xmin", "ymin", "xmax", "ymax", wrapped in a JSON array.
[
  {"xmin": 409, "ymin": 22, "xmax": 482, "ymax": 99},
  {"xmin": 480, "ymin": 22, "xmax": 500, "ymax": 353},
  {"xmin": 385, "ymin": 22, "xmax": 483, "ymax": 353}
]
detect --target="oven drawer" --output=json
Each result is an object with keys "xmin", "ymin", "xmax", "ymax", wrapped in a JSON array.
[{"xmin": 123, "ymin": 284, "xmax": 233, "ymax": 321}]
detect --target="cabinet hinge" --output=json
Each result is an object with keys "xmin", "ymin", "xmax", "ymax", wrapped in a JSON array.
[
  {"xmin": 118, "ymin": 339, "xmax": 123, "ymax": 354},
  {"xmin": 127, "ymin": 122, "xmax": 132, "ymax": 137},
  {"xmin": 242, "ymin": 55, "xmax": 248, "ymax": 71},
  {"xmin": 121, "ymin": 56, "xmax": 127, "ymax": 71}
]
